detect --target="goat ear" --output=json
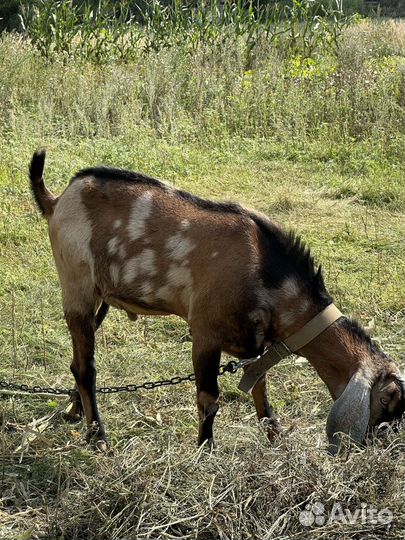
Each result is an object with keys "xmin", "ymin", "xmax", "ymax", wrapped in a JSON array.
[{"xmin": 326, "ymin": 370, "xmax": 372, "ymax": 455}]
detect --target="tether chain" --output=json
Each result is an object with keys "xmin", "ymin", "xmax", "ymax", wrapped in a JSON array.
[{"xmin": 0, "ymin": 361, "xmax": 239, "ymax": 397}]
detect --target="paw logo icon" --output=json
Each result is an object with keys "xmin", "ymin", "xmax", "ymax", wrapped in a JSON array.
[{"xmin": 299, "ymin": 502, "xmax": 326, "ymax": 527}]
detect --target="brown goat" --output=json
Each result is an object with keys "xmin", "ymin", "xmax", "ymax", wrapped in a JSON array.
[{"xmin": 29, "ymin": 149, "xmax": 405, "ymax": 453}]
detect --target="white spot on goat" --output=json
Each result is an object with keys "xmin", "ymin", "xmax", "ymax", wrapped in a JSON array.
[
  {"xmin": 108, "ymin": 236, "xmax": 126, "ymax": 259},
  {"xmin": 139, "ymin": 281, "xmax": 153, "ymax": 297},
  {"xmin": 181, "ymin": 219, "xmax": 191, "ymax": 230},
  {"xmin": 139, "ymin": 249, "xmax": 157, "ymax": 275},
  {"xmin": 48, "ymin": 179, "xmax": 95, "ymax": 314},
  {"xmin": 122, "ymin": 249, "xmax": 157, "ymax": 284},
  {"xmin": 107, "ymin": 236, "xmax": 119, "ymax": 256},
  {"xmin": 211, "ymin": 251, "xmax": 218, "ymax": 258},
  {"xmin": 118, "ymin": 244, "xmax": 126, "ymax": 259},
  {"xmin": 128, "ymin": 191, "xmax": 153, "ymax": 241},
  {"xmin": 166, "ymin": 232, "xmax": 195, "ymax": 261},
  {"xmin": 113, "ymin": 219, "xmax": 122, "ymax": 229},
  {"xmin": 167, "ymin": 263, "xmax": 192, "ymax": 288},
  {"xmin": 110, "ymin": 263, "xmax": 120, "ymax": 286},
  {"xmin": 155, "ymin": 262, "xmax": 193, "ymax": 309},
  {"xmin": 156, "ymin": 284, "xmax": 174, "ymax": 302},
  {"xmin": 50, "ymin": 181, "xmax": 94, "ymax": 273},
  {"xmin": 123, "ymin": 256, "xmax": 139, "ymax": 283},
  {"xmin": 270, "ymin": 277, "xmax": 312, "ymax": 329},
  {"xmin": 167, "ymin": 263, "xmax": 193, "ymax": 308},
  {"xmin": 278, "ymin": 277, "xmax": 301, "ymax": 299}
]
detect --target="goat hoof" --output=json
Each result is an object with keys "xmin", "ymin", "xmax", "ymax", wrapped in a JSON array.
[
  {"xmin": 206, "ymin": 438, "xmax": 215, "ymax": 450},
  {"xmin": 198, "ymin": 437, "xmax": 215, "ymax": 451},
  {"xmin": 260, "ymin": 417, "xmax": 282, "ymax": 442},
  {"xmin": 86, "ymin": 422, "xmax": 108, "ymax": 450},
  {"xmin": 62, "ymin": 403, "xmax": 83, "ymax": 423},
  {"xmin": 95, "ymin": 439, "xmax": 112, "ymax": 454}
]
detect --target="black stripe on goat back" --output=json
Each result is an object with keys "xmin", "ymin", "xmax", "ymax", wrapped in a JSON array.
[
  {"xmin": 72, "ymin": 166, "xmax": 246, "ymax": 215},
  {"xmin": 252, "ymin": 214, "xmax": 332, "ymax": 307},
  {"xmin": 72, "ymin": 166, "xmax": 163, "ymax": 189}
]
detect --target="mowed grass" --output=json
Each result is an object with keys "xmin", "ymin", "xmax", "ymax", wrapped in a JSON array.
[{"xmin": 1, "ymin": 17, "xmax": 405, "ymax": 540}]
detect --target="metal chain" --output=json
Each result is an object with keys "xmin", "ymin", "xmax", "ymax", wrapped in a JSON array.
[
  {"xmin": 0, "ymin": 360, "xmax": 239, "ymax": 397},
  {"xmin": 0, "ymin": 380, "xmax": 74, "ymax": 396}
]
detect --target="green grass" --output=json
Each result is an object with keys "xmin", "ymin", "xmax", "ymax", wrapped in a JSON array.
[{"xmin": 1, "ymin": 15, "xmax": 405, "ymax": 540}]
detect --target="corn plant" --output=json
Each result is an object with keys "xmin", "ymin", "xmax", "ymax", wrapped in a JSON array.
[
  {"xmin": 282, "ymin": 0, "xmax": 352, "ymax": 58},
  {"xmin": 20, "ymin": 0, "xmax": 351, "ymax": 63},
  {"xmin": 20, "ymin": 0, "xmax": 143, "ymax": 63}
]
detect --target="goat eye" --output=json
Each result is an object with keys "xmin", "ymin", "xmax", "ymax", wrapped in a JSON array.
[{"xmin": 380, "ymin": 397, "xmax": 389, "ymax": 406}]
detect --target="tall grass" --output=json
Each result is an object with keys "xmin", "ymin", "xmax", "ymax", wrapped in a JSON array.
[{"xmin": 1, "ymin": 16, "xmax": 404, "ymax": 155}]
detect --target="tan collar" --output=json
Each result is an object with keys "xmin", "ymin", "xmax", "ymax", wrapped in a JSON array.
[
  {"xmin": 238, "ymin": 303, "xmax": 342, "ymax": 393},
  {"xmin": 284, "ymin": 303, "xmax": 342, "ymax": 352}
]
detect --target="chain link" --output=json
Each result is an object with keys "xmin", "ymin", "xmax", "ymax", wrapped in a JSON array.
[{"xmin": 0, "ymin": 361, "xmax": 239, "ymax": 397}]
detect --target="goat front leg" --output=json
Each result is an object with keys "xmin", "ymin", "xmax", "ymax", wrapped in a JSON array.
[
  {"xmin": 192, "ymin": 340, "xmax": 221, "ymax": 447},
  {"xmin": 250, "ymin": 374, "xmax": 281, "ymax": 442},
  {"xmin": 66, "ymin": 312, "xmax": 107, "ymax": 451}
]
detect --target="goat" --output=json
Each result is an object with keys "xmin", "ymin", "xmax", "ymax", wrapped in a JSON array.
[{"xmin": 29, "ymin": 149, "xmax": 405, "ymax": 453}]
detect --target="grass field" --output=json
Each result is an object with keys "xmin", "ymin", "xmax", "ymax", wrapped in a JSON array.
[{"xmin": 1, "ymin": 12, "xmax": 405, "ymax": 540}]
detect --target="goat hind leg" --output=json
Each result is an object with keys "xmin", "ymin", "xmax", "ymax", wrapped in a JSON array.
[
  {"xmin": 66, "ymin": 312, "xmax": 107, "ymax": 450},
  {"xmin": 63, "ymin": 301, "xmax": 108, "ymax": 423}
]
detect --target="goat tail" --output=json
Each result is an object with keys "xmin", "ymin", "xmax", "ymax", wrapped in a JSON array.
[{"xmin": 29, "ymin": 148, "xmax": 57, "ymax": 218}]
